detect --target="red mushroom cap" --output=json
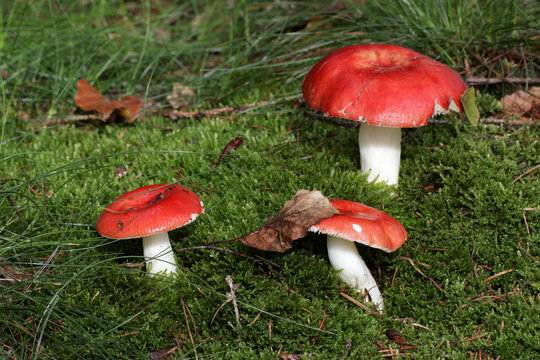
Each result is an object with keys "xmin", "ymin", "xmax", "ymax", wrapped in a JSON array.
[
  {"xmin": 96, "ymin": 184, "xmax": 204, "ymax": 239},
  {"xmin": 302, "ymin": 44, "xmax": 467, "ymax": 128},
  {"xmin": 309, "ymin": 199, "xmax": 407, "ymax": 252}
]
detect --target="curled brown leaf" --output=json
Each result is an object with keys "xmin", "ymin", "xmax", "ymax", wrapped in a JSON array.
[
  {"xmin": 237, "ymin": 190, "xmax": 339, "ymax": 252},
  {"xmin": 211, "ymin": 136, "xmax": 244, "ymax": 169},
  {"xmin": 500, "ymin": 86, "xmax": 540, "ymax": 119},
  {"xmin": 74, "ymin": 79, "xmax": 142, "ymax": 123}
]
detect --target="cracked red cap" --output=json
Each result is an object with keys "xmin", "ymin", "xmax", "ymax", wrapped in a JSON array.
[
  {"xmin": 302, "ymin": 44, "xmax": 467, "ymax": 128},
  {"xmin": 309, "ymin": 199, "xmax": 407, "ymax": 252},
  {"xmin": 96, "ymin": 184, "xmax": 204, "ymax": 239}
]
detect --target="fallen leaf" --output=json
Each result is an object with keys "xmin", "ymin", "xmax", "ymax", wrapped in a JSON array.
[
  {"xmin": 74, "ymin": 79, "xmax": 116, "ymax": 116},
  {"xmin": 500, "ymin": 86, "xmax": 540, "ymax": 119},
  {"xmin": 385, "ymin": 329, "xmax": 416, "ymax": 347},
  {"xmin": 74, "ymin": 79, "xmax": 142, "ymax": 123},
  {"xmin": 237, "ymin": 190, "xmax": 339, "ymax": 252},
  {"xmin": 461, "ymin": 87, "xmax": 480, "ymax": 126},
  {"xmin": 210, "ymin": 136, "xmax": 244, "ymax": 169},
  {"xmin": 385, "ymin": 329, "xmax": 407, "ymax": 344},
  {"xmin": 0, "ymin": 262, "xmax": 32, "ymax": 284}
]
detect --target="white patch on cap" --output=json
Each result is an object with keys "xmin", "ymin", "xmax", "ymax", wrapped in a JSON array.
[
  {"xmin": 448, "ymin": 98, "xmax": 460, "ymax": 112},
  {"xmin": 352, "ymin": 224, "xmax": 362, "ymax": 234},
  {"xmin": 200, "ymin": 201, "xmax": 204, "ymax": 208},
  {"xmin": 432, "ymin": 99, "xmax": 450, "ymax": 116},
  {"xmin": 308, "ymin": 225, "xmax": 320, "ymax": 233},
  {"xmin": 338, "ymin": 102, "xmax": 352, "ymax": 116}
]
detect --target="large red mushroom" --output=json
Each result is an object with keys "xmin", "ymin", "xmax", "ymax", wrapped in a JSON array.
[
  {"xmin": 310, "ymin": 199, "xmax": 407, "ymax": 312},
  {"xmin": 96, "ymin": 184, "xmax": 204, "ymax": 276},
  {"xmin": 303, "ymin": 44, "xmax": 467, "ymax": 185}
]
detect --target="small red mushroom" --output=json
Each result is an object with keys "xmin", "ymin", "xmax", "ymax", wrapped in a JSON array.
[
  {"xmin": 96, "ymin": 184, "xmax": 204, "ymax": 276},
  {"xmin": 303, "ymin": 44, "xmax": 467, "ymax": 185},
  {"xmin": 309, "ymin": 199, "xmax": 407, "ymax": 312}
]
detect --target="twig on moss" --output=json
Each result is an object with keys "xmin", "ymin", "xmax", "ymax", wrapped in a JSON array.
[
  {"xmin": 483, "ymin": 269, "xmax": 514, "ymax": 283},
  {"xmin": 450, "ymin": 332, "xmax": 488, "ymax": 345},
  {"xmin": 246, "ymin": 304, "xmax": 266, "ymax": 327},
  {"xmin": 180, "ymin": 297, "xmax": 198, "ymax": 360},
  {"xmin": 341, "ymin": 338, "xmax": 352, "ymax": 360},
  {"xmin": 466, "ymin": 77, "xmax": 540, "ymax": 85},
  {"xmin": 318, "ymin": 309, "xmax": 326, "ymax": 331},
  {"xmin": 340, "ymin": 292, "xmax": 384, "ymax": 316},
  {"xmin": 511, "ymin": 163, "xmax": 540, "ymax": 184},
  {"xmin": 225, "ymin": 275, "xmax": 241, "ymax": 326}
]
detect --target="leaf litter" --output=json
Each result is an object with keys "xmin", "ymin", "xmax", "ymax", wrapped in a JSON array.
[
  {"xmin": 236, "ymin": 189, "xmax": 338, "ymax": 252},
  {"xmin": 74, "ymin": 79, "xmax": 142, "ymax": 123}
]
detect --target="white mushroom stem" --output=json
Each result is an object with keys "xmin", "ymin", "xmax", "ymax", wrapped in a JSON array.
[
  {"xmin": 358, "ymin": 123, "xmax": 402, "ymax": 186},
  {"xmin": 326, "ymin": 235, "xmax": 384, "ymax": 312},
  {"xmin": 142, "ymin": 232, "xmax": 178, "ymax": 276}
]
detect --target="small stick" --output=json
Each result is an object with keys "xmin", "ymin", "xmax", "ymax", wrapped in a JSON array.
[
  {"xmin": 411, "ymin": 323, "xmax": 430, "ymax": 330},
  {"xmin": 318, "ymin": 309, "xmax": 326, "ymax": 331},
  {"xmin": 523, "ymin": 211, "xmax": 531, "ymax": 238},
  {"xmin": 181, "ymin": 297, "xmax": 198, "ymax": 360},
  {"xmin": 511, "ymin": 163, "xmax": 540, "ymax": 184},
  {"xmin": 188, "ymin": 182, "xmax": 212, "ymax": 194},
  {"xmin": 340, "ymin": 292, "xmax": 384, "ymax": 316},
  {"xmin": 246, "ymin": 305, "xmax": 266, "ymax": 327},
  {"xmin": 391, "ymin": 266, "xmax": 398, "ymax": 285},
  {"xmin": 225, "ymin": 275, "xmax": 241, "ymax": 326},
  {"xmin": 484, "ymin": 269, "xmax": 514, "ymax": 283},
  {"xmin": 399, "ymin": 257, "xmax": 427, "ymax": 277},
  {"xmin": 41, "ymin": 113, "xmax": 108, "ymax": 126},
  {"xmin": 341, "ymin": 338, "xmax": 352, "ymax": 360},
  {"xmin": 451, "ymin": 332, "xmax": 488, "ymax": 345},
  {"xmin": 118, "ymin": 331, "xmax": 140, "ymax": 337},
  {"xmin": 428, "ymin": 277, "xmax": 443, "ymax": 291},
  {"xmin": 466, "ymin": 77, "xmax": 540, "ymax": 85}
]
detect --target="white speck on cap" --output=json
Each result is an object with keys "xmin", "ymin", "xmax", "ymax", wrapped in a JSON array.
[
  {"xmin": 432, "ymin": 99, "xmax": 451, "ymax": 116},
  {"xmin": 338, "ymin": 102, "xmax": 352, "ymax": 116},
  {"xmin": 352, "ymin": 224, "xmax": 362, "ymax": 234},
  {"xmin": 448, "ymin": 98, "xmax": 460, "ymax": 112}
]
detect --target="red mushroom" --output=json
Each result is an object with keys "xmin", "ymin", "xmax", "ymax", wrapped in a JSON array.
[
  {"xmin": 303, "ymin": 44, "xmax": 467, "ymax": 185},
  {"xmin": 309, "ymin": 199, "xmax": 407, "ymax": 312},
  {"xmin": 96, "ymin": 184, "xmax": 204, "ymax": 276}
]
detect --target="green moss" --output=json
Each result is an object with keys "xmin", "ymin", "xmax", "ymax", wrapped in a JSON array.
[{"xmin": 1, "ymin": 0, "xmax": 539, "ymax": 359}]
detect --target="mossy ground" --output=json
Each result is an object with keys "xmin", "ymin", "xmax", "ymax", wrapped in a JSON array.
[{"xmin": 1, "ymin": 1, "xmax": 539, "ymax": 359}]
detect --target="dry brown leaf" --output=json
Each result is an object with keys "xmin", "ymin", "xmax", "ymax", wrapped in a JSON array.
[
  {"xmin": 210, "ymin": 136, "xmax": 244, "ymax": 169},
  {"xmin": 0, "ymin": 263, "xmax": 32, "ymax": 284},
  {"xmin": 74, "ymin": 79, "xmax": 142, "ymax": 123},
  {"xmin": 385, "ymin": 329, "xmax": 408, "ymax": 345},
  {"xmin": 237, "ymin": 190, "xmax": 339, "ymax": 252},
  {"xmin": 500, "ymin": 86, "xmax": 540, "ymax": 119}
]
